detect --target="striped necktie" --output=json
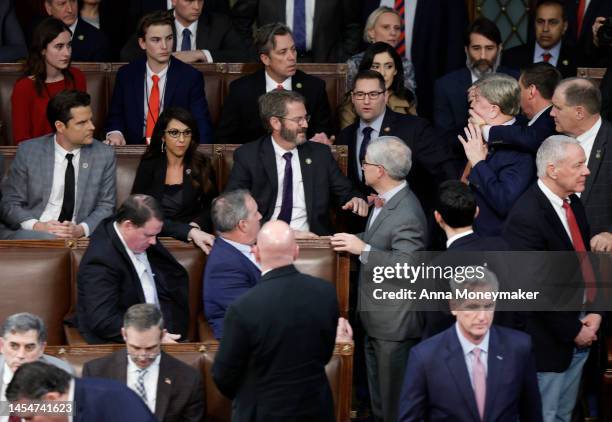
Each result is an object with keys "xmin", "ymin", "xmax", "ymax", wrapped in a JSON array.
[{"xmin": 394, "ymin": 0, "xmax": 406, "ymax": 56}]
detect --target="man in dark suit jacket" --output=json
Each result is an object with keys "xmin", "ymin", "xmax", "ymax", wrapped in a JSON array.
[
  {"xmin": 204, "ymin": 190, "xmax": 262, "ymax": 339},
  {"xmin": 225, "ymin": 89, "xmax": 367, "ymax": 236},
  {"xmin": 44, "ymin": 0, "xmax": 110, "ymax": 61},
  {"xmin": 363, "ymin": 0, "xmax": 469, "ymax": 118},
  {"xmin": 503, "ymin": 136, "xmax": 602, "ymax": 420},
  {"xmin": 7, "ymin": 361, "xmax": 157, "ymax": 422},
  {"xmin": 231, "ymin": 0, "xmax": 360, "ymax": 62},
  {"xmin": 503, "ymin": 0, "xmax": 576, "ymax": 78},
  {"xmin": 83, "ymin": 304, "xmax": 204, "ymax": 422},
  {"xmin": 105, "ymin": 11, "xmax": 213, "ymax": 145},
  {"xmin": 76, "ymin": 195, "xmax": 190, "ymax": 344},
  {"xmin": 216, "ymin": 23, "xmax": 332, "ymax": 144},
  {"xmin": 213, "ymin": 220, "xmax": 339, "ymax": 421},
  {"xmin": 561, "ymin": 0, "xmax": 612, "ymax": 67},
  {"xmin": 550, "ymin": 77, "xmax": 612, "ymax": 251},
  {"xmin": 120, "ymin": 1, "xmax": 247, "ymax": 63},
  {"xmin": 398, "ymin": 269, "xmax": 542, "ymax": 422},
  {"xmin": 434, "ymin": 18, "xmax": 519, "ymax": 141},
  {"xmin": 0, "ymin": 0, "xmax": 26, "ymax": 61}
]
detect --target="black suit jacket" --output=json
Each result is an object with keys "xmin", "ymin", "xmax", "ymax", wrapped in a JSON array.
[
  {"xmin": 602, "ymin": 68, "xmax": 612, "ymax": 122},
  {"xmin": 71, "ymin": 18, "xmax": 111, "ymax": 61},
  {"xmin": 120, "ymin": 11, "xmax": 247, "ymax": 62},
  {"xmin": 502, "ymin": 41, "xmax": 577, "ymax": 78},
  {"xmin": 216, "ymin": 69, "xmax": 332, "ymax": 144},
  {"xmin": 212, "ymin": 265, "xmax": 338, "ymax": 422},
  {"xmin": 503, "ymin": 184, "xmax": 590, "ymax": 371},
  {"xmin": 225, "ymin": 136, "xmax": 362, "ymax": 235},
  {"xmin": 231, "ymin": 0, "xmax": 360, "ymax": 62},
  {"xmin": 562, "ymin": 0, "xmax": 612, "ymax": 67},
  {"xmin": 82, "ymin": 350, "xmax": 204, "ymax": 422},
  {"xmin": 131, "ymin": 155, "xmax": 217, "ymax": 241},
  {"xmin": 76, "ymin": 218, "xmax": 190, "ymax": 344},
  {"xmin": 488, "ymin": 106, "xmax": 557, "ymax": 154}
]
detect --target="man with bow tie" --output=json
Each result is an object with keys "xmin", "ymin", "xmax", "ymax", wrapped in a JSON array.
[{"xmin": 331, "ymin": 136, "xmax": 427, "ymax": 422}]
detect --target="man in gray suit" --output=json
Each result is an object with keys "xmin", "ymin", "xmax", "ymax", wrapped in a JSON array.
[
  {"xmin": 331, "ymin": 136, "xmax": 427, "ymax": 422},
  {"xmin": 0, "ymin": 313, "xmax": 74, "ymax": 406},
  {"xmin": 0, "ymin": 90, "xmax": 116, "ymax": 240}
]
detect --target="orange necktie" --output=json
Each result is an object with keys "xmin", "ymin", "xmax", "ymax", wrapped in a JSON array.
[{"xmin": 146, "ymin": 74, "xmax": 160, "ymax": 141}]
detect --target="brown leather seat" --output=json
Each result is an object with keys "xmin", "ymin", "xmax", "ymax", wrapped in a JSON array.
[
  {"xmin": 45, "ymin": 341, "xmax": 354, "ymax": 422},
  {"xmin": 576, "ymin": 67, "xmax": 607, "ymax": 86}
]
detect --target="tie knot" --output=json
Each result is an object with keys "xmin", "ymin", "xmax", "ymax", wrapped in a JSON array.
[
  {"xmin": 137, "ymin": 368, "xmax": 148, "ymax": 376},
  {"xmin": 367, "ymin": 194, "xmax": 385, "ymax": 208},
  {"xmin": 283, "ymin": 152, "xmax": 293, "ymax": 161},
  {"xmin": 152, "ymin": 74, "xmax": 160, "ymax": 83},
  {"xmin": 276, "ymin": 84, "xmax": 285, "ymax": 90},
  {"xmin": 542, "ymin": 52, "xmax": 552, "ymax": 62},
  {"xmin": 472, "ymin": 347, "xmax": 481, "ymax": 359},
  {"xmin": 183, "ymin": 28, "xmax": 191, "ymax": 37},
  {"xmin": 362, "ymin": 126, "xmax": 374, "ymax": 137},
  {"xmin": 562, "ymin": 199, "xmax": 570, "ymax": 210},
  {"xmin": 65, "ymin": 153, "xmax": 74, "ymax": 162}
]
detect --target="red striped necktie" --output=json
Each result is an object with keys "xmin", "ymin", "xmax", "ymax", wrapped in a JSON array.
[{"xmin": 394, "ymin": 0, "xmax": 406, "ymax": 56}]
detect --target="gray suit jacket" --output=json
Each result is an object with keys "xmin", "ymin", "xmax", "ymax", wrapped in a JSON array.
[
  {"xmin": 0, "ymin": 135, "xmax": 116, "ymax": 233},
  {"xmin": 358, "ymin": 185, "xmax": 427, "ymax": 341},
  {"xmin": 0, "ymin": 353, "xmax": 75, "ymax": 391}
]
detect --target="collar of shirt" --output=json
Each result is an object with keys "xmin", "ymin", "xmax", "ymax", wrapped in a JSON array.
[
  {"xmin": 379, "ymin": 180, "xmax": 407, "ymax": 204},
  {"xmin": 265, "ymin": 71, "xmax": 292, "ymax": 92},
  {"xmin": 146, "ymin": 62, "xmax": 169, "ymax": 81},
  {"xmin": 174, "ymin": 13, "xmax": 198, "ymax": 45},
  {"xmin": 220, "ymin": 236, "xmax": 259, "ymax": 268},
  {"xmin": 446, "ymin": 229, "xmax": 474, "ymax": 249},
  {"xmin": 534, "ymin": 40, "xmax": 562, "ymax": 65},
  {"xmin": 69, "ymin": 19, "xmax": 78, "ymax": 37},
  {"xmin": 2, "ymin": 362, "xmax": 12, "ymax": 388},
  {"xmin": 54, "ymin": 135, "xmax": 81, "ymax": 160},
  {"xmin": 455, "ymin": 322, "xmax": 490, "ymax": 356},
  {"xmin": 67, "ymin": 378, "xmax": 75, "ymax": 422},
  {"xmin": 113, "ymin": 222, "xmax": 149, "ymax": 278},
  {"xmin": 271, "ymin": 136, "xmax": 298, "ymax": 157},
  {"xmin": 167, "ymin": 0, "xmax": 173, "ymax": 9},
  {"xmin": 537, "ymin": 178, "xmax": 567, "ymax": 208},
  {"xmin": 528, "ymin": 104, "xmax": 552, "ymax": 126},
  {"xmin": 127, "ymin": 353, "xmax": 161, "ymax": 374},
  {"xmin": 502, "ymin": 117, "xmax": 516, "ymax": 126},
  {"xmin": 576, "ymin": 117, "xmax": 602, "ymax": 165},
  {"xmin": 359, "ymin": 109, "xmax": 386, "ymax": 137}
]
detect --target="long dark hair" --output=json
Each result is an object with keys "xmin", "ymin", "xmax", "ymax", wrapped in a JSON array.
[
  {"xmin": 145, "ymin": 107, "xmax": 216, "ymax": 195},
  {"xmin": 358, "ymin": 41, "xmax": 406, "ymax": 100},
  {"xmin": 25, "ymin": 17, "xmax": 76, "ymax": 96}
]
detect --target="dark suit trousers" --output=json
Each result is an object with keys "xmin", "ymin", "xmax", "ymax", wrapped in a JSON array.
[{"xmin": 365, "ymin": 336, "xmax": 419, "ymax": 422}]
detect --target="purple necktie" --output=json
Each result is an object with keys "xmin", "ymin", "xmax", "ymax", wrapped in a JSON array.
[
  {"xmin": 278, "ymin": 152, "xmax": 293, "ymax": 224},
  {"xmin": 472, "ymin": 347, "xmax": 486, "ymax": 420},
  {"xmin": 293, "ymin": 0, "xmax": 306, "ymax": 52}
]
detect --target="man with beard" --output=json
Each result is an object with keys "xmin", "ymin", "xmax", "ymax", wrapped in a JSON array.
[
  {"xmin": 433, "ymin": 18, "xmax": 518, "ymax": 143},
  {"xmin": 225, "ymin": 89, "xmax": 368, "ymax": 237}
]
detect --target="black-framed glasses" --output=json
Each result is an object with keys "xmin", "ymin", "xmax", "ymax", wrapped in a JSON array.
[
  {"xmin": 165, "ymin": 129, "xmax": 193, "ymax": 139},
  {"xmin": 276, "ymin": 115, "xmax": 311, "ymax": 125},
  {"xmin": 352, "ymin": 90, "xmax": 386, "ymax": 100}
]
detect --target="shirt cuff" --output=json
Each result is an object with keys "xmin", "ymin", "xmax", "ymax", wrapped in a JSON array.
[
  {"xmin": 80, "ymin": 223, "xmax": 90, "ymax": 237},
  {"xmin": 482, "ymin": 125, "xmax": 491, "ymax": 142},
  {"xmin": 20, "ymin": 219, "xmax": 37, "ymax": 231},
  {"xmin": 202, "ymin": 50, "xmax": 213, "ymax": 63},
  {"xmin": 359, "ymin": 244, "xmax": 371, "ymax": 264}
]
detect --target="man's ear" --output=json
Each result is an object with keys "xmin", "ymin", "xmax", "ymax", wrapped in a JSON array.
[
  {"xmin": 433, "ymin": 210, "xmax": 444, "ymax": 228},
  {"xmin": 269, "ymin": 116, "xmax": 282, "ymax": 133},
  {"xmin": 54, "ymin": 121, "xmax": 66, "ymax": 134},
  {"xmin": 138, "ymin": 37, "xmax": 146, "ymax": 51},
  {"xmin": 474, "ymin": 206, "xmax": 480, "ymax": 219},
  {"xmin": 121, "ymin": 327, "xmax": 127, "ymax": 342},
  {"xmin": 260, "ymin": 53, "xmax": 271, "ymax": 67}
]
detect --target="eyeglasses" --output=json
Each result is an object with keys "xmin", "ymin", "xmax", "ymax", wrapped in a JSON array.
[
  {"xmin": 352, "ymin": 90, "xmax": 385, "ymax": 100},
  {"xmin": 361, "ymin": 160, "xmax": 383, "ymax": 168},
  {"xmin": 165, "ymin": 129, "xmax": 193, "ymax": 139},
  {"xmin": 276, "ymin": 115, "xmax": 311, "ymax": 125}
]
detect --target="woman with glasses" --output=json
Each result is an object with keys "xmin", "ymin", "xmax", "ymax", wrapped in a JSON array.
[
  {"xmin": 132, "ymin": 107, "xmax": 217, "ymax": 253},
  {"xmin": 11, "ymin": 17, "xmax": 87, "ymax": 145}
]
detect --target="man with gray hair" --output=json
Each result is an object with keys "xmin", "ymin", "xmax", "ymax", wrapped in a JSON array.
[
  {"xmin": 203, "ymin": 189, "xmax": 262, "ymax": 339},
  {"xmin": 550, "ymin": 77, "xmax": 612, "ymax": 252},
  {"xmin": 504, "ymin": 135, "xmax": 601, "ymax": 421},
  {"xmin": 0, "ymin": 312, "xmax": 74, "ymax": 415},
  {"xmin": 83, "ymin": 304, "xmax": 204, "ymax": 421},
  {"xmin": 459, "ymin": 73, "xmax": 535, "ymax": 236},
  {"xmin": 331, "ymin": 136, "xmax": 427, "ymax": 422}
]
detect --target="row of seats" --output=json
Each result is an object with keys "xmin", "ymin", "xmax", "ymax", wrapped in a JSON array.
[
  {"xmin": 0, "ymin": 144, "xmax": 349, "ymax": 206},
  {"xmin": 0, "ymin": 62, "xmax": 349, "ymax": 145},
  {"xmin": 0, "ymin": 238, "xmax": 350, "ymax": 345},
  {"xmin": 43, "ymin": 341, "xmax": 354, "ymax": 422}
]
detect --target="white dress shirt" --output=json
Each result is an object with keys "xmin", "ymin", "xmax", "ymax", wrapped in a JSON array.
[
  {"xmin": 68, "ymin": 20, "xmax": 77, "ymax": 37},
  {"xmin": 113, "ymin": 222, "xmax": 160, "ymax": 306},
  {"xmin": 265, "ymin": 71, "xmax": 292, "ymax": 92},
  {"xmin": 127, "ymin": 355, "xmax": 160, "ymax": 413},
  {"xmin": 537, "ymin": 179, "xmax": 572, "ymax": 240},
  {"xmin": 528, "ymin": 105, "xmax": 552, "ymax": 127},
  {"xmin": 21, "ymin": 137, "xmax": 89, "ymax": 236},
  {"xmin": 576, "ymin": 117, "xmax": 602, "ymax": 169},
  {"xmin": 455, "ymin": 322, "xmax": 489, "ymax": 388},
  {"xmin": 482, "ymin": 117, "xmax": 516, "ymax": 142},
  {"xmin": 533, "ymin": 41, "xmax": 562, "ymax": 67},
  {"xmin": 143, "ymin": 63, "xmax": 169, "ymax": 136},
  {"xmin": 379, "ymin": 0, "xmax": 417, "ymax": 61},
  {"xmin": 221, "ymin": 237, "xmax": 261, "ymax": 269},
  {"xmin": 446, "ymin": 229, "xmax": 474, "ymax": 249},
  {"xmin": 356, "ymin": 110, "xmax": 386, "ymax": 181},
  {"xmin": 270, "ymin": 138, "xmax": 309, "ymax": 231},
  {"xmin": 173, "ymin": 12, "xmax": 214, "ymax": 62},
  {"xmin": 285, "ymin": 0, "xmax": 316, "ymax": 51}
]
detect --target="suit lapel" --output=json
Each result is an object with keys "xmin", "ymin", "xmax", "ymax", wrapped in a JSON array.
[
  {"xmin": 74, "ymin": 145, "xmax": 92, "ymax": 219},
  {"xmin": 484, "ymin": 327, "xmax": 505, "ymax": 421},
  {"xmin": 364, "ymin": 186, "xmax": 407, "ymax": 241},
  {"xmin": 582, "ymin": 121, "xmax": 607, "ymax": 204},
  {"xmin": 298, "ymin": 142, "xmax": 314, "ymax": 225},
  {"xmin": 444, "ymin": 329, "xmax": 481, "ymax": 421},
  {"xmin": 347, "ymin": 124, "xmax": 359, "ymax": 180},
  {"xmin": 534, "ymin": 186, "xmax": 574, "ymax": 249},
  {"xmin": 154, "ymin": 353, "xmax": 172, "ymax": 420},
  {"xmin": 41, "ymin": 136, "xmax": 55, "ymax": 208},
  {"xmin": 113, "ymin": 350, "xmax": 129, "ymax": 383},
  {"xmin": 261, "ymin": 137, "xmax": 278, "ymax": 218},
  {"xmin": 163, "ymin": 58, "xmax": 180, "ymax": 107}
]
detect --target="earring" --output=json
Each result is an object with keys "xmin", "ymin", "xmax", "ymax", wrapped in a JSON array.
[{"xmin": 161, "ymin": 141, "xmax": 165, "ymax": 153}]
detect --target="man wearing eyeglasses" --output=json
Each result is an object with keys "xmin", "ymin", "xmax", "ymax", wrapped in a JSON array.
[
  {"xmin": 226, "ymin": 89, "xmax": 367, "ymax": 237},
  {"xmin": 83, "ymin": 304, "xmax": 204, "ymax": 422}
]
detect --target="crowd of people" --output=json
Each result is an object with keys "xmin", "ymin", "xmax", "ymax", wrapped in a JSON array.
[{"xmin": 0, "ymin": 0, "xmax": 610, "ymax": 421}]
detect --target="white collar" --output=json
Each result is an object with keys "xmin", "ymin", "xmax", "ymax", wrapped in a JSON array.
[
  {"xmin": 455, "ymin": 322, "xmax": 490, "ymax": 355},
  {"xmin": 446, "ymin": 229, "xmax": 474, "ymax": 249},
  {"xmin": 53, "ymin": 135, "xmax": 81, "ymax": 157},
  {"xmin": 146, "ymin": 62, "xmax": 169, "ymax": 80},
  {"xmin": 271, "ymin": 136, "xmax": 298, "ymax": 156},
  {"xmin": 378, "ymin": 180, "xmax": 406, "ymax": 203},
  {"xmin": 113, "ymin": 222, "xmax": 148, "ymax": 264},
  {"xmin": 265, "ymin": 71, "xmax": 291, "ymax": 91},
  {"xmin": 576, "ymin": 117, "xmax": 602, "ymax": 144},
  {"xmin": 528, "ymin": 105, "xmax": 552, "ymax": 126},
  {"xmin": 69, "ymin": 19, "xmax": 78, "ymax": 37},
  {"xmin": 2, "ymin": 363, "xmax": 12, "ymax": 385},
  {"xmin": 500, "ymin": 117, "xmax": 516, "ymax": 126},
  {"xmin": 359, "ymin": 109, "xmax": 386, "ymax": 136},
  {"xmin": 534, "ymin": 40, "xmax": 562, "ymax": 61},
  {"xmin": 220, "ymin": 237, "xmax": 253, "ymax": 255},
  {"xmin": 537, "ymin": 179, "xmax": 567, "ymax": 209},
  {"xmin": 174, "ymin": 12, "xmax": 198, "ymax": 38},
  {"xmin": 127, "ymin": 353, "xmax": 161, "ymax": 373}
]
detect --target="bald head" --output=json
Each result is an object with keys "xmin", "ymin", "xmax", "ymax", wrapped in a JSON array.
[
  {"xmin": 254, "ymin": 221, "xmax": 299, "ymax": 271},
  {"xmin": 557, "ymin": 77, "xmax": 601, "ymax": 115}
]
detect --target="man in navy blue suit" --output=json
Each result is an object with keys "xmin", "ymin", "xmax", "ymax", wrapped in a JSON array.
[
  {"xmin": 204, "ymin": 189, "xmax": 262, "ymax": 339},
  {"xmin": 398, "ymin": 268, "xmax": 543, "ymax": 422},
  {"xmin": 459, "ymin": 74, "xmax": 535, "ymax": 236},
  {"xmin": 476, "ymin": 62, "xmax": 560, "ymax": 154},
  {"xmin": 434, "ymin": 18, "xmax": 518, "ymax": 141},
  {"xmin": 6, "ymin": 361, "xmax": 157, "ymax": 421},
  {"xmin": 105, "ymin": 11, "xmax": 213, "ymax": 145}
]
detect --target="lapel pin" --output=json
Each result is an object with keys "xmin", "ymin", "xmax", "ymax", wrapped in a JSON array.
[
  {"xmin": 305, "ymin": 158, "xmax": 312, "ymax": 164},
  {"xmin": 77, "ymin": 34, "xmax": 84, "ymax": 41},
  {"xmin": 295, "ymin": 82, "xmax": 302, "ymax": 89},
  {"xmin": 496, "ymin": 355, "xmax": 503, "ymax": 360},
  {"xmin": 82, "ymin": 163, "xmax": 88, "ymax": 169},
  {"xmin": 383, "ymin": 127, "xmax": 391, "ymax": 133},
  {"xmin": 562, "ymin": 60, "xmax": 569, "ymax": 66},
  {"xmin": 164, "ymin": 377, "xmax": 172, "ymax": 384},
  {"xmin": 596, "ymin": 150, "xmax": 602, "ymax": 160},
  {"xmin": 185, "ymin": 168, "xmax": 192, "ymax": 175}
]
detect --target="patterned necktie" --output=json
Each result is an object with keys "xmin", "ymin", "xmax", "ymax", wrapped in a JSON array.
[
  {"xmin": 181, "ymin": 28, "xmax": 191, "ymax": 51},
  {"xmin": 58, "ymin": 153, "xmax": 75, "ymax": 222},
  {"xmin": 576, "ymin": 0, "xmax": 586, "ymax": 38},
  {"xmin": 542, "ymin": 52, "xmax": 552, "ymax": 63},
  {"xmin": 135, "ymin": 368, "xmax": 149, "ymax": 405},
  {"xmin": 394, "ymin": 0, "xmax": 406, "ymax": 56},
  {"xmin": 472, "ymin": 348, "xmax": 486, "ymax": 420},
  {"xmin": 293, "ymin": 0, "xmax": 306, "ymax": 52},
  {"xmin": 367, "ymin": 194, "xmax": 385, "ymax": 208},
  {"xmin": 562, "ymin": 200, "xmax": 597, "ymax": 302},
  {"xmin": 146, "ymin": 75, "xmax": 160, "ymax": 141},
  {"xmin": 278, "ymin": 152, "xmax": 293, "ymax": 224}
]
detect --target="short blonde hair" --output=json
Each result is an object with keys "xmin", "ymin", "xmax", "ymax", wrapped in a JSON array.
[{"xmin": 363, "ymin": 7, "xmax": 401, "ymax": 43}]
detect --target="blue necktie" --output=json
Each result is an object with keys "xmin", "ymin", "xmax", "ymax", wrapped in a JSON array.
[
  {"xmin": 181, "ymin": 28, "xmax": 191, "ymax": 51},
  {"xmin": 278, "ymin": 152, "xmax": 293, "ymax": 224},
  {"xmin": 293, "ymin": 0, "xmax": 306, "ymax": 52}
]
